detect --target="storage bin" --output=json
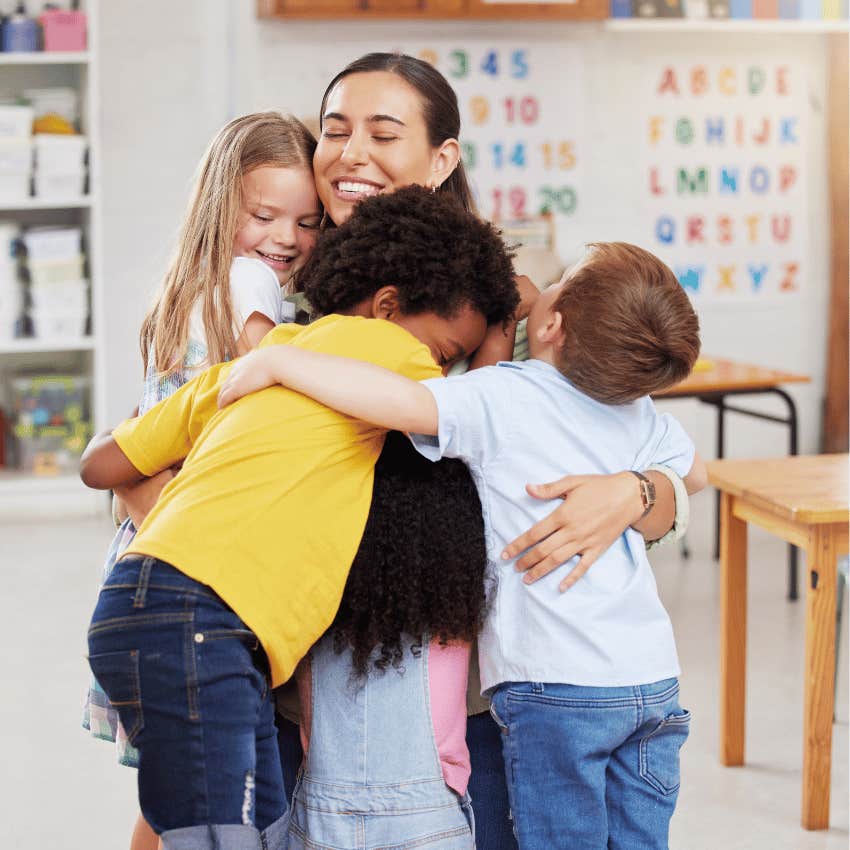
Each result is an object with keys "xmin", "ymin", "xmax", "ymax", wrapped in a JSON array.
[
  {"xmin": 39, "ymin": 9, "xmax": 87, "ymax": 52},
  {"xmin": 34, "ymin": 134, "xmax": 87, "ymax": 172},
  {"xmin": 0, "ymin": 173, "xmax": 31, "ymax": 203},
  {"xmin": 27, "ymin": 255, "xmax": 85, "ymax": 286},
  {"xmin": 33, "ymin": 170, "xmax": 86, "ymax": 200},
  {"xmin": 29, "ymin": 279, "xmax": 88, "ymax": 312},
  {"xmin": 22, "ymin": 89, "xmax": 78, "ymax": 126},
  {"xmin": 10, "ymin": 375, "xmax": 91, "ymax": 474},
  {"xmin": 0, "ymin": 105, "xmax": 34, "ymax": 140},
  {"xmin": 0, "ymin": 139, "xmax": 33, "ymax": 175},
  {"xmin": 30, "ymin": 307, "xmax": 88, "ymax": 338},
  {"xmin": 22, "ymin": 227, "xmax": 82, "ymax": 261}
]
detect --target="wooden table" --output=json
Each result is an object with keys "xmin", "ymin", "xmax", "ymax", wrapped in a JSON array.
[
  {"xmin": 656, "ymin": 358, "xmax": 810, "ymax": 597},
  {"xmin": 708, "ymin": 454, "xmax": 849, "ymax": 830}
]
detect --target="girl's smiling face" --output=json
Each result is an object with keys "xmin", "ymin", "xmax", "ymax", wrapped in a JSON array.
[
  {"xmin": 314, "ymin": 72, "xmax": 456, "ymax": 226},
  {"xmin": 234, "ymin": 165, "xmax": 321, "ymax": 285}
]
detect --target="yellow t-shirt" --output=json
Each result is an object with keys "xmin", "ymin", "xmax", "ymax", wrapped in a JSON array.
[{"xmin": 114, "ymin": 315, "xmax": 441, "ymax": 686}]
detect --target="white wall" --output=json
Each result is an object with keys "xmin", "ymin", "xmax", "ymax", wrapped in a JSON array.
[{"xmin": 99, "ymin": 4, "xmax": 831, "ymax": 464}]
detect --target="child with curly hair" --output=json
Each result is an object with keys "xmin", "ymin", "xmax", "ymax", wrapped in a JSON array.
[
  {"xmin": 78, "ymin": 186, "xmax": 518, "ymax": 849},
  {"xmin": 286, "ymin": 431, "xmax": 488, "ymax": 850}
]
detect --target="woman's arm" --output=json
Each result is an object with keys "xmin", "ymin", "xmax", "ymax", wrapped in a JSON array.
[
  {"xmin": 469, "ymin": 275, "xmax": 539, "ymax": 370},
  {"xmin": 216, "ymin": 345, "xmax": 439, "ymax": 435}
]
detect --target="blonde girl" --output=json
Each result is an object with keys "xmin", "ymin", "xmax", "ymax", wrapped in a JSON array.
[{"xmin": 82, "ymin": 110, "xmax": 321, "ymax": 850}]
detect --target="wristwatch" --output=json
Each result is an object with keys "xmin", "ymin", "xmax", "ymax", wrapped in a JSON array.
[{"xmin": 630, "ymin": 470, "xmax": 656, "ymax": 519}]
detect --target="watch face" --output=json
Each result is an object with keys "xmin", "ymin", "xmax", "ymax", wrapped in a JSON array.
[{"xmin": 641, "ymin": 479, "xmax": 657, "ymax": 507}]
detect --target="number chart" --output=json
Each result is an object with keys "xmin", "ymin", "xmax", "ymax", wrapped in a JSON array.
[
  {"xmin": 642, "ymin": 62, "xmax": 807, "ymax": 301},
  {"xmin": 407, "ymin": 44, "xmax": 583, "ymax": 254}
]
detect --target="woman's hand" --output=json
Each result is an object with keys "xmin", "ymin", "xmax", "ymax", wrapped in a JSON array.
[
  {"xmin": 217, "ymin": 348, "xmax": 283, "ymax": 409},
  {"xmin": 114, "ymin": 468, "xmax": 177, "ymax": 529},
  {"xmin": 501, "ymin": 471, "xmax": 665, "ymax": 592}
]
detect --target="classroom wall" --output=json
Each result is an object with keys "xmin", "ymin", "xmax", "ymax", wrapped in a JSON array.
[{"xmin": 99, "ymin": 3, "xmax": 830, "ymax": 468}]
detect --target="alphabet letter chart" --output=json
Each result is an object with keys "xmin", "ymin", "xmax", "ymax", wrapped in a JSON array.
[
  {"xmin": 406, "ymin": 43, "xmax": 584, "ymax": 254},
  {"xmin": 643, "ymin": 62, "xmax": 807, "ymax": 300}
]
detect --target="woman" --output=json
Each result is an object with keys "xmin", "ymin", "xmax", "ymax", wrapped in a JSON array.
[{"xmin": 276, "ymin": 52, "xmax": 689, "ymax": 850}]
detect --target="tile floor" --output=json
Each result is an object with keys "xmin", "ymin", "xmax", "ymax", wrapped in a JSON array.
[{"xmin": 1, "ymin": 489, "xmax": 846, "ymax": 849}]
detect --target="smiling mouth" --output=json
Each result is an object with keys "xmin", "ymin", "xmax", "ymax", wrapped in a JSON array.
[
  {"xmin": 256, "ymin": 250, "xmax": 296, "ymax": 267},
  {"xmin": 333, "ymin": 179, "xmax": 384, "ymax": 202}
]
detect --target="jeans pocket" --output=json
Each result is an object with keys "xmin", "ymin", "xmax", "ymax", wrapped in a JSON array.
[
  {"xmin": 87, "ymin": 649, "xmax": 144, "ymax": 745},
  {"xmin": 639, "ymin": 709, "xmax": 691, "ymax": 796},
  {"xmin": 460, "ymin": 792, "xmax": 476, "ymax": 839},
  {"xmin": 489, "ymin": 693, "xmax": 508, "ymax": 733}
]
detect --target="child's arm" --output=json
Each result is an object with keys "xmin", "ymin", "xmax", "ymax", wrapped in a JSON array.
[
  {"xmin": 82, "ymin": 362, "xmax": 228, "ymax": 492},
  {"xmin": 216, "ymin": 345, "xmax": 440, "ymax": 435},
  {"xmin": 80, "ymin": 430, "xmax": 146, "ymax": 490},
  {"xmin": 235, "ymin": 312, "xmax": 276, "ymax": 356}
]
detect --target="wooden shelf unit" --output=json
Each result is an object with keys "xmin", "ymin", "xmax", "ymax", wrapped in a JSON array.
[{"xmin": 257, "ymin": 0, "xmax": 608, "ymax": 21}]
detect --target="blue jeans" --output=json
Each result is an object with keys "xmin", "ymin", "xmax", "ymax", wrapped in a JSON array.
[
  {"xmin": 87, "ymin": 556, "xmax": 287, "ymax": 849},
  {"xmin": 490, "ymin": 678, "xmax": 690, "ymax": 850},
  {"xmin": 277, "ymin": 711, "xmax": 517, "ymax": 850}
]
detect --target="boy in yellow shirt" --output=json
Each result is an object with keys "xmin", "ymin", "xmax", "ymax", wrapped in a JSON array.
[{"xmin": 81, "ymin": 187, "xmax": 519, "ymax": 849}]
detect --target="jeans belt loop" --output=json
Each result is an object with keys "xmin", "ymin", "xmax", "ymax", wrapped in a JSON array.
[{"xmin": 133, "ymin": 557, "xmax": 154, "ymax": 609}]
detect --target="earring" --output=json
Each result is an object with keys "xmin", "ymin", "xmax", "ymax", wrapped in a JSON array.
[{"xmin": 430, "ymin": 184, "xmax": 437, "ymax": 194}]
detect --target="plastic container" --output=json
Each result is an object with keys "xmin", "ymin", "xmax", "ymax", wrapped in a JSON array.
[
  {"xmin": 27, "ymin": 254, "xmax": 85, "ymax": 286},
  {"xmin": 0, "ymin": 139, "xmax": 33, "ymax": 175},
  {"xmin": 1, "ymin": 5, "xmax": 39, "ymax": 53},
  {"xmin": 33, "ymin": 169, "xmax": 86, "ymax": 200},
  {"xmin": 33, "ymin": 134, "xmax": 87, "ymax": 172},
  {"xmin": 23, "ymin": 89, "xmax": 79, "ymax": 126},
  {"xmin": 29, "ymin": 279, "xmax": 88, "ymax": 312},
  {"xmin": 22, "ymin": 226, "xmax": 81, "ymax": 261},
  {"xmin": 30, "ymin": 307, "xmax": 88, "ymax": 338},
  {"xmin": 10, "ymin": 374, "xmax": 91, "ymax": 474},
  {"xmin": 0, "ymin": 172, "xmax": 30, "ymax": 203},
  {"xmin": 39, "ymin": 8, "xmax": 87, "ymax": 52},
  {"xmin": 0, "ymin": 105, "xmax": 34, "ymax": 141}
]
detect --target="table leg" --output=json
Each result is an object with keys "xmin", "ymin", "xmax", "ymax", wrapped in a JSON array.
[
  {"xmin": 719, "ymin": 491, "xmax": 747, "ymax": 766},
  {"xmin": 714, "ymin": 396, "xmax": 726, "ymax": 560},
  {"xmin": 801, "ymin": 525, "xmax": 839, "ymax": 830}
]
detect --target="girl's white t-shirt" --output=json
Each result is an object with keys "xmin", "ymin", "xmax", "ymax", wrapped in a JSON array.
[{"xmin": 139, "ymin": 257, "xmax": 283, "ymax": 414}]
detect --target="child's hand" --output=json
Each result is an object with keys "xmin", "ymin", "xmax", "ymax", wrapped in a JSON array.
[
  {"xmin": 513, "ymin": 274, "xmax": 540, "ymax": 322},
  {"xmin": 217, "ymin": 348, "xmax": 283, "ymax": 408}
]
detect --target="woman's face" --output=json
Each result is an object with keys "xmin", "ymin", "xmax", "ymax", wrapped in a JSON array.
[{"xmin": 314, "ymin": 71, "xmax": 456, "ymax": 226}]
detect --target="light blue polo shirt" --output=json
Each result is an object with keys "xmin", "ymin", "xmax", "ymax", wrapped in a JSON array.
[{"xmin": 410, "ymin": 359, "xmax": 695, "ymax": 694}]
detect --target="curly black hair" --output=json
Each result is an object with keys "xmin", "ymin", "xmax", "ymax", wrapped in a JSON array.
[
  {"xmin": 299, "ymin": 185, "xmax": 518, "ymax": 326},
  {"xmin": 332, "ymin": 432, "xmax": 489, "ymax": 676}
]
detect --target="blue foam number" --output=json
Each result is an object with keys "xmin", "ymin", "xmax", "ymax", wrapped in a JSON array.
[
  {"xmin": 481, "ymin": 50, "xmax": 499, "ymax": 77},
  {"xmin": 510, "ymin": 49, "xmax": 529, "ymax": 79}
]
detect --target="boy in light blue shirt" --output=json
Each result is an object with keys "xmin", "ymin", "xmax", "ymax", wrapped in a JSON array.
[{"xmin": 218, "ymin": 241, "xmax": 707, "ymax": 850}]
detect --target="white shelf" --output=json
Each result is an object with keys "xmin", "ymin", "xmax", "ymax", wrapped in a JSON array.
[
  {"xmin": 0, "ymin": 337, "xmax": 94, "ymax": 354},
  {"xmin": 0, "ymin": 51, "xmax": 89, "ymax": 65},
  {"xmin": 0, "ymin": 196, "xmax": 91, "ymax": 211},
  {"xmin": 0, "ymin": 470, "xmax": 83, "ymax": 493},
  {"xmin": 605, "ymin": 18, "xmax": 849, "ymax": 31}
]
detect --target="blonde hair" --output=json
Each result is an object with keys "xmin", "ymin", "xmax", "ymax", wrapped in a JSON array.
[{"xmin": 140, "ymin": 111, "xmax": 317, "ymax": 375}]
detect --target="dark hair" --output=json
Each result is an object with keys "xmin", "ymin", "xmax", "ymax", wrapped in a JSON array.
[
  {"xmin": 320, "ymin": 53, "xmax": 475, "ymax": 214},
  {"xmin": 333, "ymin": 432, "xmax": 489, "ymax": 676},
  {"xmin": 300, "ymin": 185, "xmax": 518, "ymax": 325},
  {"xmin": 554, "ymin": 242, "xmax": 701, "ymax": 404}
]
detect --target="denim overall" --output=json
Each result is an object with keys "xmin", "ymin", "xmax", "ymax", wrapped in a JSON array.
[{"xmin": 286, "ymin": 633, "xmax": 475, "ymax": 850}]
